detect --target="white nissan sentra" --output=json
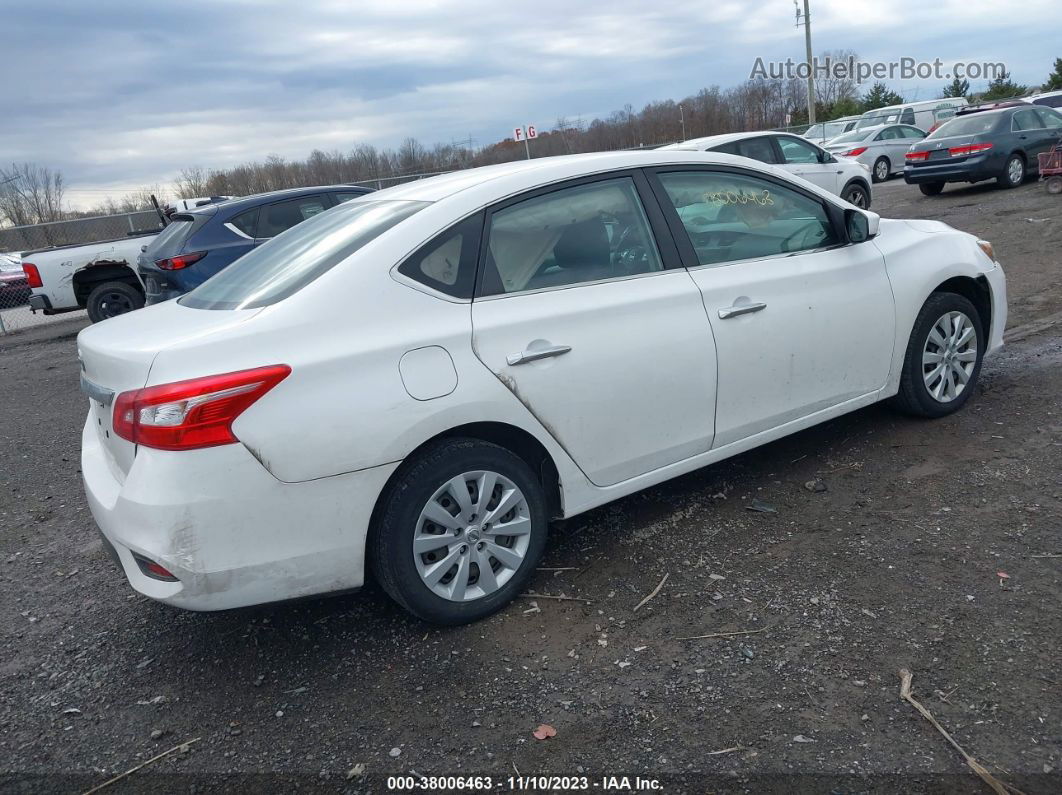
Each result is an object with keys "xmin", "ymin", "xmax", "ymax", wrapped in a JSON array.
[{"xmin": 79, "ymin": 151, "xmax": 1007, "ymax": 624}]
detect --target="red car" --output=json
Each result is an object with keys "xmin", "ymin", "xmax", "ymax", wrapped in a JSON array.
[{"xmin": 0, "ymin": 266, "xmax": 31, "ymax": 308}]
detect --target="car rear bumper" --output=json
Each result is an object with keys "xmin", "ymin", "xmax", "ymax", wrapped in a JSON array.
[
  {"xmin": 82, "ymin": 414, "xmax": 399, "ymax": 611},
  {"xmin": 903, "ymin": 154, "xmax": 998, "ymax": 184}
]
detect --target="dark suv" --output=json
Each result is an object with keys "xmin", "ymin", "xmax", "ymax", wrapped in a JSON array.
[{"xmin": 138, "ymin": 185, "xmax": 371, "ymax": 303}]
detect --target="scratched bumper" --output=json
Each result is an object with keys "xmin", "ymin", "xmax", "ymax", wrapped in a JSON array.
[{"xmin": 82, "ymin": 413, "xmax": 398, "ymax": 611}]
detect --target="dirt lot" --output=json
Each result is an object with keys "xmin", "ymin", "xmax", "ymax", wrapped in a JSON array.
[{"xmin": 1, "ymin": 178, "xmax": 1060, "ymax": 793}]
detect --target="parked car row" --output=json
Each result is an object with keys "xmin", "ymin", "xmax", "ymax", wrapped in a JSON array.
[
  {"xmin": 77, "ymin": 149, "xmax": 1006, "ymax": 623},
  {"xmin": 0, "ymin": 252, "xmax": 30, "ymax": 308}
]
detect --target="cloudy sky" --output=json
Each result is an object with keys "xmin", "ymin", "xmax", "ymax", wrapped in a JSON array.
[{"xmin": 4, "ymin": 0, "xmax": 1057, "ymax": 208}]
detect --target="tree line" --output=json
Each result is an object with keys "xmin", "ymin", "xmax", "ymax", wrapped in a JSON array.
[{"xmin": 4, "ymin": 55, "xmax": 1061, "ymax": 228}]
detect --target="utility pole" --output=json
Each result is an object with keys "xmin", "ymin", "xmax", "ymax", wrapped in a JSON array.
[
  {"xmin": 679, "ymin": 104, "xmax": 686, "ymax": 141},
  {"xmin": 794, "ymin": 0, "xmax": 816, "ymax": 125}
]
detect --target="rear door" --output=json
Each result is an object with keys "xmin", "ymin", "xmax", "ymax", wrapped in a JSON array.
[
  {"xmin": 470, "ymin": 172, "xmax": 718, "ymax": 487},
  {"xmin": 648, "ymin": 166, "xmax": 894, "ymax": 448}
]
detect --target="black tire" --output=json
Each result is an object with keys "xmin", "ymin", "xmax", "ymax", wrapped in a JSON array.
[
  {"xmin": 997, "ymin": 153, "xmax": 1025, "ymax": 189},
  {"xmin": 85, "ymin": 281, "xmax": 144, "ymax": 323},
  {"xmin": 369, "ymin": 438, "xmax": 548, "ymax": 625},
  {"xmin": 919, "ymin": 182, "xmax": 945, "ymax": 196},
  {"xmin": 872, "ymin": 157, "xmax": 890, "ymax": 184},
  {"xmin": 889, "ymin": 292, "xmax": 985, "ymax": 418},
  {"xmin": 843, "ymin": 182, "xmax": 870, "ymax": 209}
]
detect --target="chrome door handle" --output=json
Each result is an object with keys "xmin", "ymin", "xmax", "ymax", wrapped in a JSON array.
[
  {"xmin": 718, "ymin": 302, "xmax": 767, "ymax": 319},
  {"xmin": 507, "ymin": 344, "xmax": 572, "ymax": 366}
]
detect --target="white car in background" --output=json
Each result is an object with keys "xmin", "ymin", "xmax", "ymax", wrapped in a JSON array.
[
  {"xmin": 855, "ymin": 98, "xmax": 968, "ymax": 133},
  {"xmin": 661, "ymin": 132, "xmax": 873, "ymax": 208},
  {"xmin": 823, "ymin": 124, "xmax": 928, "ymax": 183},
  {"xmin": 78, "ymin": 150, "xmax": 1006, "ymax": 624},
  {"xmin": 803, "ymin": 115, "xmax": 860, "ymax": 145}
]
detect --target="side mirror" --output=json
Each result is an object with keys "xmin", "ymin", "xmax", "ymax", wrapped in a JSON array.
[
  {"xmin": 845, "ymin": 208, "xmax": 879, "ymax": 243},
  {"xmin": 820, "ymin": 152, "xmax": 836, "ymax": 164}
]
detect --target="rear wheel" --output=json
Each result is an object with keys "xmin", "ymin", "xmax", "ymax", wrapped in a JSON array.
[
  {"xmin": 890, "ymin": 292, "xmax": 984, "ymax": 418},
  {"xmin": 85, "ymin": 281, "xmax": 144, "ymax": 323},
  {"xmin": 843, "ymin": 182, "xmax": 870, "ymax": 209},
  {"xmin": 1046, "ymin": 176, "xmax": 1062, "ymax": 195},
  {"xmin": 872, "ymin": 157, "xmax": 890, "ymax": 183},
  {"xmin": 919, "ymin": 182, "xmax": 945, "ymax": 196},
  {"xmin": 997, "ymin": 154, "xmax": 1025, "ymax": 189},
  {"xmin": 369, "ymin": 438, "xmax": 548, "ymax": 624}
]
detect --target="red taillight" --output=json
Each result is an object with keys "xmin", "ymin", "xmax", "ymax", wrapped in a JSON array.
[
  {"xmin": 905, "ymin": 151, "xmax": 930, "ymax": 162},
  {"xmin": 844, "ymin": 147, "xmax": 868, "ymax": 157},
  {"xmin": 948, "ymin": 142, "xmax": 993, "ymax": 157},
  {"xmin": 22, "ymin": 262, "xmax": 43, "ymax": 288},
  {"xmin": 112, "ymin": 365, "xmax": 291, "ymax": 451},
  {"xmin": 155, "ymin": 251, "xmax": 206, "ymax": 271}
]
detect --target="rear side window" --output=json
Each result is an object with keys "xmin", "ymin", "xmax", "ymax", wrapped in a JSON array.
[
  {"xmin": 1033, "ymin": 95, "xmax": 1062, "ymax": 109},
  {"xmin": 397, "ymin": 213, "xmax": 482, "ymax": 299},
  {"xmin": 180, "ymin": 200, "xmax": 428, "ymax": 310},
  {"xmin": 736, "ymin": 137, "xmax": 778, "ymax": 163},
  {"xmin": 1012, "ymin": 109, "xmax": 1043, "ymax": 131},
  {"xmin": 257, "ymin": 195, "xmax": 331, "ymax": 239},
  {"xmin": 1037, "ymin": 108, "xmax": 1062, "ymax": 128},
  {"xmin": 228, "ymin": 208, "xmax": 259, "ymax": 238}
]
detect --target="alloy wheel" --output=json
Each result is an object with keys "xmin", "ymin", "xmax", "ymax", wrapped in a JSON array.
[
  {"xmin": 922, "ymin": 311, "xmax": 978, "ymax": 403},
  {"xmin": 846, "ymin": 188, "xmax": 867, "ymax": 208},
  {"xmin": 412, "ymin": 470, "xmax": 532, "ymax": 602},
  {"xmin": 875, "ymin": 160, "xmax": 889, "ymax": 182},
  {"xmin": 1007, "ymin": 157, "xmax": 1024, "ymax": 186}
]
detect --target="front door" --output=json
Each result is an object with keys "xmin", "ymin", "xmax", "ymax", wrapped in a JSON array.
[
  {"xmin": 470, "ymin": 174, "xmax": 718, "ymax": 487},
  {"xmin": 774, "ymin": 135, "xmax": 841, "ymax": 193},
  {"xmin": 649, "ymin": 167, "xmax": 895, "ymax": 448}
]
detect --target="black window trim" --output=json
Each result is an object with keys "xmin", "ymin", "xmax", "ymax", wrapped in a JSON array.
[
  {"xmin": 392, "ymin": 210, "xmax": 485, "ymax": 302},
  {"xmin": 472, "ymin": 169, "xmax": 684, "ymax": 301},
  {"xmin": 642, "ymin": 164, "xmax": 853, "ymax": 272}
]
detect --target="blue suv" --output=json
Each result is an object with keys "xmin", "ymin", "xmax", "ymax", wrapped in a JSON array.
[{"xmin": 138, "ymin": 185, "xmax": 372, "ymax": 304}]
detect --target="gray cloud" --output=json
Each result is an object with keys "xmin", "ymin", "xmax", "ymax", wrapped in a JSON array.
[{"xmin": 2, "ymin": 0, "xmax": 1055, "ymax": 206}]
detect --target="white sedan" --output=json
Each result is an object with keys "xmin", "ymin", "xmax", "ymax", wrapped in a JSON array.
[
  {"xmin": 78, "ymin": 150, "xmax": 1007, "ymax": 624},
  {"xmin": 661, "ymin": 132, "xmax": 873, "ymax": 208}
]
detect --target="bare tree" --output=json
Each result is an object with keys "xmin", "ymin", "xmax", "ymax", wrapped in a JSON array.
[
  {"xmin": 173, "ymin": 167, "xmax": 209, "ymax": 198},
  {"xmin": 0, "ymin": 162, "xmax": 65, "ymax": 226}
]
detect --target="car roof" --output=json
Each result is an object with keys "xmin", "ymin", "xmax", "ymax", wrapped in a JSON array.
[
  {"xmin": 190, "ymin": 184, "xmax": 371, "ymax": 217},
  {"xmin": 353, "ymin": 150, "xmax": 814, "ymax": 206},
  {"xmin": 659, "ymin": 130, "xmax": 798, "ymax": 152}
]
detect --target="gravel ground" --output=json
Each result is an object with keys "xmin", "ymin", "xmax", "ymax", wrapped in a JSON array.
[{"xmin": 1, "ymin": 177, "xmax": 1060, "ymax": 794}]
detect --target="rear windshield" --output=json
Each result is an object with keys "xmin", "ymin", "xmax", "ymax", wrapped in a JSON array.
[
  {"xmin": 179, "ymin": 199, "xmax": 428, "ymax": 310},
  {"xmin": 829, "ymin": 130, "xmax": 870, "ymax": 145},
  {"xmin": 144, "ymin": 216, "xmax": 195, "ymax": 259},
  {"xmin": 928, "ymin": 114, "xmax": 1001, "ymax": 138}
]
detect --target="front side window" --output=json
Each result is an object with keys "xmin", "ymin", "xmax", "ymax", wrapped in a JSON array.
[
  {"xmin": 257, "ymin": 195, "xmax": 331, "ymax": 239},
  {"xmin": 656, "ymin": 170, "xmax": 839, "ymax": 267},
  {"xmin": 1035, "ymin": 108, "xmax": 1062, "ymax": 128},
  {"xmin": 479, "ymin": 177, "xmax": 662, "ymax": 296},
  {"xmin": 180, "ymin": 200, "xmax": 427, "ymax": 310},
  {"xmin": 776, "ymin": 136, "xmax": 822, "ymax": 164}
]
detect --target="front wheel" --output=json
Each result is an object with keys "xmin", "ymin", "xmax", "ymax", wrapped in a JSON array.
[
  {"xmin": 843, "ymin": 182, "xmax": 870, "ymax": 209},
  {"xmin": 85, "ymin": 281, "xmax": 144, "ymax": 323},
  {"xmin": 889, "ymin": 292, "xmax": 984, "ymax": 418},
  {"xmin": 369, "ymin": 439, "xmax": 548, "ymax": 624}
]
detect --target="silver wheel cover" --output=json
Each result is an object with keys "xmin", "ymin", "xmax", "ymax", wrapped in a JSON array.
[{"xmin": 922, "ymin": 311, "xmax": 978, "ymax": 403}]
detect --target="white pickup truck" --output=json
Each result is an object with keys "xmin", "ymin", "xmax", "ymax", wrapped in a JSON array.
[
  {"xmin": 23, "ymin": 231, "xmax": 161, "ymax": 323},
  {"xmin": 22, "ymin": 196, "xmax": 232, "ymax": 323}
]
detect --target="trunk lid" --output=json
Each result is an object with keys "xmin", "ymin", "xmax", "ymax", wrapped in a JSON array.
[{"xmin": 77, "ymin": 301, "xmax": 261, "ymax": 478}]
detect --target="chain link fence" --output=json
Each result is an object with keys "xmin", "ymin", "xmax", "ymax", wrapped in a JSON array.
[{"xmin": 0, "ymin": 210, "xmax": 163, "ymax": 253}]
